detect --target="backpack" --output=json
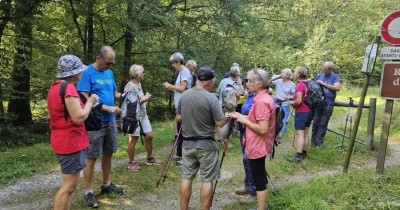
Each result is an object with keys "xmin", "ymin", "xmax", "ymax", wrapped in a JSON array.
[
  {"xmin": 119, "ymin": 91, "xmax": 140, "ymax": 134},
  {"xmin": 59, "ymin": 81, "xmax": 103, "ymax": 131},
  {"xmin": 191, "ymin": 73, "xmax": 197, "ymax": 88},
  {"xmin": 221, "ymin": 83, "xmax": 238, "ymax": 112},
  {"xmin": 274, "ymin": 105, "xmax": 285, "ymax": 139},
  {"xmin": 303, "ymin": 80, "xmax": 325, "ymax": 109}
]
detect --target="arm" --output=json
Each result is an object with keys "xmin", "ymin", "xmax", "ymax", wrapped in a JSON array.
[
  {"xmin": 316, "ymin": 80, "xmax": 340, "ymax": 92},
  {"xmin": 65, "ymin": 94, "xmax": 98, "ymax": 125},
  {"xmin": 114, "ymin": 90, "xmax": 122, "ymax": 99},
  {"xmin": 162, "ymin": 80, "xmax": 187, "ymax": 93},
  {"xmin": 176, "ymin": 113, "xmax": 182, "ymax": 122},
  {"xmin": 140, "ymin": 92, "xmax": 152, "ymax": 104},
  {"xmin": 81, "ymin": 91, "xmax": 121, "ymax": 115},
  {"xmin": 291, "ymin": 91, "xmax": 303, "ymax": 106}
]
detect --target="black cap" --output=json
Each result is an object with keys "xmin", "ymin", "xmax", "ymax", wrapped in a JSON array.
[{"xmin": 197, "ymin": 66, "xmax": 216, "ymax": 81}]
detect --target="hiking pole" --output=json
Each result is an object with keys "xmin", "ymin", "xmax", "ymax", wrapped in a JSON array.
[
  {"xmin": 155, "ymin": 127, "xmax": 182, "ymax": 188},
  {"xmin": 341, "ymin": 97, "xmax": 352, "ymax": 149},
  {"xmin": 211, "ymin": 118, "xmax": 233, "ymax": 205}
]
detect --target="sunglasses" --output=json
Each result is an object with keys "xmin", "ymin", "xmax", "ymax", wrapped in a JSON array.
[{"xmin": 101, "ymin": 57, "xmax": 116, "ymax": 66}]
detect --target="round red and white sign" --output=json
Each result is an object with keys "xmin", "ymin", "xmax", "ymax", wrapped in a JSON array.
[{"xmin": 381, "ymin": 11, "xmax": 400, "ymax": 45}]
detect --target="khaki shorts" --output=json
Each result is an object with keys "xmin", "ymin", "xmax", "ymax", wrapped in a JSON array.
[{"xmin": 181, "ymin": 148, "xmax": 220, "ymax": 182}]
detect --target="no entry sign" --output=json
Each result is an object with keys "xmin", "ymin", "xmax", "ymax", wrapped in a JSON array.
[
  {"xmin": 381, "ymin": 11, "xmax": 400, "ymax": 45},
  {"xmin": 380, "ymin": 62, "xmax": 400, "ymax": 99}
]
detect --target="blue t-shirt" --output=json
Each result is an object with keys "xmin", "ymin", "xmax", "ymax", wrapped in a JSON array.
[
  {"xmin": 77, "ymin": 64, "xmax": 117, "ymax": 122},
  {"xmin": 241, "ymin": 92, "xmax": 255, "ymax": 115},
  {"xmin": 314, "ymin": 72, "xmax": 340, "ymax": 105}
]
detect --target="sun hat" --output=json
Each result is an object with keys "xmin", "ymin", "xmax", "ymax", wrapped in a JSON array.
[
  {"xmin": 197, "ymin": 66, "xmax": 216, "ymax": 81},
  {"xmin": 56, "ymin": 54, "xmax": 87, "ymax": 78}
]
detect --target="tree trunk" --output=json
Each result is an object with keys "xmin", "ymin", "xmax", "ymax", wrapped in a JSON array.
[
  {"xmin": 121, "ymin": 0, "xmax": 134, "ymax": 90},
  {"xmin": 0, "ymin": 0, "xmax": 12, "ymax": 118},
  {"xmin": 8, "ymin": 3, "xmax": 34, "ymax": 126},
  {"xmin": 86, "ymin": 0, "xmax": 95, "ymax": 62}
]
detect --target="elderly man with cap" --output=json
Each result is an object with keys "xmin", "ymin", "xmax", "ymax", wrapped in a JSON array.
[
  {"xmin": 163, "ymin": 52, "xmax": 192, "ymax": 163},
  {"xmin": 47, "ymin": 54, "xmax": 99, "ymax": 210},
  {"xmin": 176, "ymin": 66, "xmax": 227, "ymax": 210}
]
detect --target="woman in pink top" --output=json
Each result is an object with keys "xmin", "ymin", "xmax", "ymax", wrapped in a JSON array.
[
  {"xmin": 47, "ymin": 55, "xmax": 98, "ymax": 209},
  {"xmin": 288, "ymin": 67, "xmax": 312, "ymax": 163},
  {"xmin": 230, "ymin": 68, "xmax": 275, "ymax": 210}
]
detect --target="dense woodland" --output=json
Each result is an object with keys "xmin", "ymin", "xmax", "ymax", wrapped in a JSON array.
[{"xmin": 0, "ymin": 0, "xmax": 397, "ymax": 145}]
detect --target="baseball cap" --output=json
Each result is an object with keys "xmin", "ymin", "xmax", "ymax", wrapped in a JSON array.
[{"xmin": 197, "ymin": 66, "xmax": 216, "ymax": 81}]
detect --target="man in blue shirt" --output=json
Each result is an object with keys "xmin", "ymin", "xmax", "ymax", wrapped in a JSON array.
[
  {"xmin": 311, "ymin": 61, "xmax": 341, "ymax": 147},
  {"xmin": 77, "ymin": 46, "xmax": 124, "ymax": 208}
]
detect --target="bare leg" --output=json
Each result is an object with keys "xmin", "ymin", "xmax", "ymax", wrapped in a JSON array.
[
  {"xmin": 144, "ymin": 132, "xmax": 154, "ymax": 158},
  {"xmin": 200, "ymin": 181, "xmax": 213, "ymax": 210},
  {"xmin": 303, "ymin": 127, "xmax": 310, "ymax": 151},
  {"xmin": 180, "ymin": 179, "xmax": 193, "ymax": 210},
  {"xmin": 127, "ymin": 135, "xmax": 139, "ymax": 162},
  {"xmin": 256, "ymin": 190, "xmax": 267, "ymax": 210},
  {"xmin": 83, "ymin": 158, "xmax": 97, "ymax": 190},
  {"xmin": 54, "ymin": 172, "xmax": 80, "ymax": 210},
  {"xmin": 102, "ymin": 154, "xmax": 113, "ymax": 184},
  {"xmin": 296, "ymin": 130, "xmax": 305, "ymax": 153}
]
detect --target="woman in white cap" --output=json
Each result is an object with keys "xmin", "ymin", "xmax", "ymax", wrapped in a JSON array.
[{"xmin": 47, "ymin": 55, "xmax": 99, "ymax": 209}]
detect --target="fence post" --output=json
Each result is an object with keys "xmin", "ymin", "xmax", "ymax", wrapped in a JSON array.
[{"xmin": 365, "ymin": 98, "xmax": 376, "ymax": 151}]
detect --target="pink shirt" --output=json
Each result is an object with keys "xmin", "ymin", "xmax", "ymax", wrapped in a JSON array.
[
  {"xmin": 293, "ymin": 82, "xmax": 311, "ymax": 113},
  {"xmin": 243, "ymin": 90, "xmax": 275, "ymax": 159}
]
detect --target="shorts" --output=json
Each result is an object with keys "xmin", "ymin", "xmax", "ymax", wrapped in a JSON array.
[
  {"xmin": 56, "ymin": 149, "xmax": 87, "ymax": 174},
  {"xmin": 87, "ymin": 121, "xmax": 118, "ymax": 158},
  {"xmin": 181, "ymin": 148, "xmax": 220, "ymax": 182},
  {"xmin": 294, "ymin": 112, "xmax": 312, "ymax": 130},
  {"xmin": 130, "ymin": 115, "xmax": 152, "ymax": 136}
]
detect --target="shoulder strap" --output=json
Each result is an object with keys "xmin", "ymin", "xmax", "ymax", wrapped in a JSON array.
[{"xmin": 59, "ymin": 81, "xmax": 69, "ymax": 121}]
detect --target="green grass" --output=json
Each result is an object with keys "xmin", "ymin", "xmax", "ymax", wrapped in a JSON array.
[{"xmin": 1, "ymin": 86, "xmax": 400, "ymax": 209}]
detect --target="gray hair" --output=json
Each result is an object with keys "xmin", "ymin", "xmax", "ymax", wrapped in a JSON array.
[
  {"xmin": 230, "ymin": 65, "xmax": 240, "ymax": 77},
  {"xmin": 323, "ymin": 61, "xmax": 334, "ymax": 69},
  {"xmin": 129, "ymin": 64, "xmax": 144, "ymax": 79},
  {"xmin": 169, "ymin": 52, "xmax": 184, "ymax": 64},
  {"xmin": 186, "ymin": 60, "xmax": 197, "ymax": 67},
  {"xmin": 97, "ymin": 46, "xmax": 115, "ymax": 57},
  {"xmin": 247, "ymin": 68, "xmax": 269, "ymax": 88},
  {"xmin": 281, "ymin": 68, "xmax": 292, "ymax": 77}
]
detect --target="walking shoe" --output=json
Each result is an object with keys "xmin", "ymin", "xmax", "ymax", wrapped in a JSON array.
[
  {"xmin": 172, "ymin": 154, "xmax": 182, "ymax": 161},
  {"xmin": 287, "ymin": 153, "xmax": 303, "ymax": 163},
  {"xmin": 100, "ymin": 183, "xmax": 125, "ymax": 195},
  {"xmin": 239, "ymin": 195, "xmax": 256, "ymax": 204},
  {"xmin": 234, "ymin": 186, "xmax": 248, "ymax": 195},
  {"xmin": 146, "ymin": 157, "xmax": 162, "ymax": 165},
  {"xmin": 84, "ymin": 192, "xmax": 99, "ymax": 208},
  {"xmin": 128, "ymin": 161, "xmax": 141, "ymax": 171},
  {"xmin": 176, "ymin": 159, "xmax": 184, "ymax": 165}
]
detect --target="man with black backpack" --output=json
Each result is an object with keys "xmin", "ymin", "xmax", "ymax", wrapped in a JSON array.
[
  {"xmin": 77, "ymin": 46, "xmax": 125, "ymax": 208},
  {"xmin": 311, "ymin": 61, "xmax": 341, "ymax": 147}
]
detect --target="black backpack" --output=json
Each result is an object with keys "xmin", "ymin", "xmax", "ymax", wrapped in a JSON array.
[
  {"xmin": 59, "ymin": 81, "xmax": 103, "ymax": 131},
  {"xmin": 119, "ymin": 91, "xmax": 140, "ymax": 134},
  {"xmin": 303, "ymin": 80, "xmax": 325, "ymax": 109}
]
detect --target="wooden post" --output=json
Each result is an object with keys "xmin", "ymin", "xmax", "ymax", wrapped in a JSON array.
[
  {"xmin": 365, "ymin": 98, "xmax": 376, "ymax": 151},
  {"xmin": 376, "ymin": 100, "xmax": 394, "ymax": 175},
  {"xmin": 343, "ymin": 36, "xmax": 380, "ymax": 173}
]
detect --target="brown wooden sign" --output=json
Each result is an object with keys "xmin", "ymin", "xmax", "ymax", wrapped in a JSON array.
[{"xmin": 380, "ymin": 62, "xmax": 400, "ymax": 99}]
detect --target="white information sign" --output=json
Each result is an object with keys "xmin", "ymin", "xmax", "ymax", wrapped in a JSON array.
[{"xmin": 380, "ymin": 47, "xmax": 400, "ymax": 60}]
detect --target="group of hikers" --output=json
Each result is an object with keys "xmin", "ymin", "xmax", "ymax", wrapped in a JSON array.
[{"xmin": 47, "ymin": 46, "xmax": 340, "ymax": 210}]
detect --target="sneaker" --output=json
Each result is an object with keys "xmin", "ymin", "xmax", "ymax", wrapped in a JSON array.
[
  {"xmin": 84, "ymin": 192, "xmax": 99, "ymax": 208},
  {"xmin": 176, "ymin": 159, "xmax": 184, "ymax": 165},
  {"xmin": 172, "ymin": 154, "xmax": 182, "ymax": 161},
  {"xmin": 234, "ymin": 186, "xmax": 248, "ymax": 195},
  {"xmin": 287, "ymin": 153, "xmax": 303, "ymax": 163},
  {"xmin": 100, "ymin": 183, "xmax": 125, "ymax": 195},
  {"xmin": 128, "ymin": 161, "xmax": 141, "ymax": 171},
  {"xmin": 146, "ymin": 157, "xmax": 162, "ymax": 165},
  {"xmin": 239, "ymin": 195, "xmax": 256, "ymax": 204}
]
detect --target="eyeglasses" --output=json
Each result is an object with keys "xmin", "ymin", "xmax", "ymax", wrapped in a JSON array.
[{"xmin": 101, "ymin": 57, "xmax": 116, "ymax": 66}]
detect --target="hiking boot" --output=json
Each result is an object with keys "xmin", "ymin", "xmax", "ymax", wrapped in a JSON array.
[
  {"xmin": 128, "ymin": 161, "xmax": 141, "ymax": 171},
  {"xmin": 84, "ymin": 192, "xmax": 99, "ymax": 208},
  {"xmin": 172, "ymin": 154, "xmax": 182, "ymax": 161},
  {"xmin": 239, "ymin": 195, "xmax": 256, "ymax": 204},
  {"xmin": 287, "ymin": 153, "xmax": 303, "ymax": 163},
  {"xmin": 100, "ymin": 183, "xmax": 125, "ymax": 195},
  {"xmin": 234, "ymin": 186, "xmax": 248, "ymax": 195},
  {"xmin": 146, "ymin": 157, "xmax": 162, "ymax": 165}
]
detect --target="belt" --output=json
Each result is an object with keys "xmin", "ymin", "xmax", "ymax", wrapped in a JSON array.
[{"xmin": 182, "ymin": 136, "xmax": 215, "ymax": 141}]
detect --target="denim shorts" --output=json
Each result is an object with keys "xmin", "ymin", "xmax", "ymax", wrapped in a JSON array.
[
  {"xmin": 181, "ymin": 148, "xmax": 220, "ymax": 182},
  {"xmin": 56, "ymin": 149, "xmax": 87, "ymax": 174},
  {"xmin": 87, "ymin": 121, "xmax": 118, "ymax": 158},
  {"xmin": 294, "ymin": 112, "xmax": 312, "ymax": 130}
]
